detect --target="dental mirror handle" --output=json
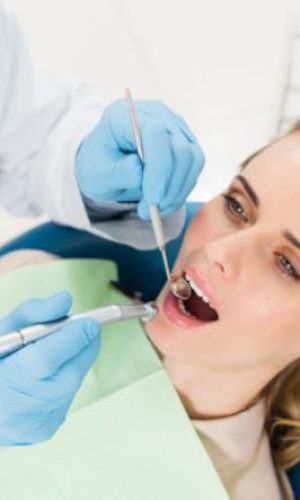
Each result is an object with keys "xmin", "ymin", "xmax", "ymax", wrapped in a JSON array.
[{"xmin": 124, "ymin": 88, "xmax": 172, "ymax": 281}]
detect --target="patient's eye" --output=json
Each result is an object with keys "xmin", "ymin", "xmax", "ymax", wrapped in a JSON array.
[
  {"xmin": 275, "ymin": 253, "xmax": 300, "ymax": 282},
  {"xmin": 221, "ymin": 192, "xmax": 300, "ymax": 282},
  {"xmin": 222, "ymin": 192, "xmax": 248, "ymax": 223}
]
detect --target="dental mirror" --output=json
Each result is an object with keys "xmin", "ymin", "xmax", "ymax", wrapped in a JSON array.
[{"xmin": 170, "ymin": 276, "xmax": 192, "ymax": 300}]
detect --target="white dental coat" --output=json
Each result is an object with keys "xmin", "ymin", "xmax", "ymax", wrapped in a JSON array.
[{"xmin": 0, "ymin": 1, "xmax": 185, "ymax": 250}]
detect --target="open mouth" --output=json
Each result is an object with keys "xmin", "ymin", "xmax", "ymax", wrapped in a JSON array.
[{"xmin": 174, "ymin": 272, "xmax": 219, "ymax": 322}]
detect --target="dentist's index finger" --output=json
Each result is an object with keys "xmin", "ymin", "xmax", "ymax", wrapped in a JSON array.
[
  {"xmin": 0, "ymin": 291, "xmax": 72, "ymax": 335},
  {"xmin": 9, "ymin": 318, "xmax": 101, "ymax": 380}
]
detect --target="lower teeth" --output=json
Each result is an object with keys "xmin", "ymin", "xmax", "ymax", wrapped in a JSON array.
[{"xmin": 177, "ymin": 298, "xmax": 194, "ymax": 318}]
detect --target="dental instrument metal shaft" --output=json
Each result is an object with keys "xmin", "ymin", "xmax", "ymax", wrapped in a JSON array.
[
  {"xmin": 124, "ymin": 88, "xmax": 172, "ymax": 281},
  {"xmin": 0, "ymin": 302, "xmax": 157, "ymax": 359}
]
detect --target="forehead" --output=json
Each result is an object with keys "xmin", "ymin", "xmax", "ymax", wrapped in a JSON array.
[{"xmin": 242, "ymin": 133, "xmax": 300, "ymax": 211}]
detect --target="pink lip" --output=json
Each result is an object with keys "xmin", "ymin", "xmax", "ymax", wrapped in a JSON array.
[
  {"xmin": 183, "ymin": 262, "xmax": 220, "ymax": 315},
  {"xmin": 162, "ymin": 290, "xmax": 209, "ymax": 329}
]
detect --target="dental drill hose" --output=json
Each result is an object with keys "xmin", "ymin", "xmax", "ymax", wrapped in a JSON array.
[{"xmin": 0, "ymin": 302, "xmax": 157, "ymax": 359}]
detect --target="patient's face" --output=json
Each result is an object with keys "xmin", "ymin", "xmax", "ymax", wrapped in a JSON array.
[{"xmin": 145, "ymin": 131, "xmax": 300, "ymax": 375}]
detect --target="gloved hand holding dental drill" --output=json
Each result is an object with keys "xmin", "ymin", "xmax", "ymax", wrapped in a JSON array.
[{"xmin": 0, "ymin": 98, "xmax": 204, "ymax": 446}]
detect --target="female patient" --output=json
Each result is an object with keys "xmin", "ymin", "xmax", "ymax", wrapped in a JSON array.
[
  {"xmin": 145, "ymin": 120, "xmax": 300, "ymax": 499},
  {"xmin": 1, "ymin": 121, "xmax": 300, "ymax": 500}
]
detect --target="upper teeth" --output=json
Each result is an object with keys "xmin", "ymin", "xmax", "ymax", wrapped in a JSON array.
[{"xmin": 185, "ymin": 274, "xmax": 211, "ymax": 304}]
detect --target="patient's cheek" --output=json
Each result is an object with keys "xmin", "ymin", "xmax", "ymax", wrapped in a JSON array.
[
  {"xmin": 183, "ymin": 204, "xmax": 218, "ymax": 249},
  {"xmin": 161, "ymin": 204, "xmax": 218, "ymax": 291}
]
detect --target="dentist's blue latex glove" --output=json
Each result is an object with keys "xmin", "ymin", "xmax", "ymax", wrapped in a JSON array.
[
  {"xmin": 0, "ymin": 291, "xmax": 101, "ymax": 446},
  {"xmin": 75, "ymin": 99, "xmax": 205, "ymax": 219}
]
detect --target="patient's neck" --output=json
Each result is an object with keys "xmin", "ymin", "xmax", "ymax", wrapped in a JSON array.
[{"xmin": 159, "ymin": 355, "xmax": 277, "ymax": 420}]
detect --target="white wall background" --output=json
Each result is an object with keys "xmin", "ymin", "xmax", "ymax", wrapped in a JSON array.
[{"xmin": 1, "ymin": 0, "xmax": 299, "ymax": 244}]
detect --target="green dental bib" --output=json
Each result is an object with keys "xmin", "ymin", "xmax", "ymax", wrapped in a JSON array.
[{"xmin": 0, "ymin": 258, "xmax": 228, "ymax": 500}]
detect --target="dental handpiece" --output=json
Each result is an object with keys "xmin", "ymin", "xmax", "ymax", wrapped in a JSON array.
[{"xmin": 0, "ymin": 302, "xmax": 158, "ymax": 359}]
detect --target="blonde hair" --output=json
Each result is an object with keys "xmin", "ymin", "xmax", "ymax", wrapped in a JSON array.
[{"xmin": 239, "ymin": 120, "xmax": 300, "ymax": 470}]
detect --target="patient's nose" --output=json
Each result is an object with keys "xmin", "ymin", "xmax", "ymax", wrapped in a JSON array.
[{"xmin": 203, "ymin": 235, "xmax": 247, "ymax": 282}]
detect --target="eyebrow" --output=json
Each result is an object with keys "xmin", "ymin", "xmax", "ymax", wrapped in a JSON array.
[
  {"xmin": 235, "ymin": 175, "xmax": 260, "ymax": 208},
  {"xmin": 234, "ymin": 174, "xmax": 300, "ymax": 251}
]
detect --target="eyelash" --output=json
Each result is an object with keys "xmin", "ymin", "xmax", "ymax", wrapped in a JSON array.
[{"xmin": 222, "ymin": 192, "xmax": 300, "ymax": 282}]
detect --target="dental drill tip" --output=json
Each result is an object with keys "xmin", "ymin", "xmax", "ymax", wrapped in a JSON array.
[
  {"xmin": 170, "ymin": 276, "xmax": 192, "ymax": 300},
  {"xmin": 141, "ymin": 301, "xmax": 158, "ymax": 322}
]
